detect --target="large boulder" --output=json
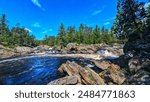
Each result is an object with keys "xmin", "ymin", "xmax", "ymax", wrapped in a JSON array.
[
  {"xmin": 58, "ymin": 61, "xmax": 81, "ymax": 76},
  {"xmin": 34, "ymin": 45, "xmax": 50, "ymax": 53},
  {"xmin": 0, "ymin": 45, "xmax": 16, "ymax": 58},
  {"xmin": 66, "ymin": 43, "xmax": 78, "ymax": 53},
  {"xmin": 15, "ymin": 46, "xmax": 33, "ymax": 54},
  {"xmin": 92, "ymin": 60, "xmax": 112, "ymax": 70},
  {"xmin": 96, "ymin": 44, "xmax": 124, "ymax": 56},
  {"xmin": 58, "ymin": 61, "xmax": 105, "ymax": 85},
  {"xmin": 99, "ymin": 63, "xmax": 126, "ymax": 85},
  {"xmin": 128, "ymin": 56, "xmax": 150, "ymax": 74},
  {"xmin": 79, "ymin": 67, "xmax": 105, "ymax": 85}
]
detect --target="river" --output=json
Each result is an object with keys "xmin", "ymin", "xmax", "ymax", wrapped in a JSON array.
[{"xmin": 0, "ymin": 56, "xmax": 101, "ymax": 85}]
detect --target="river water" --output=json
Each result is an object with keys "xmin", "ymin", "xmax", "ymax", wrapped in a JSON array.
[{"xmin": 0, "ymin": 56, "xmax": 101, "ymax": 85}]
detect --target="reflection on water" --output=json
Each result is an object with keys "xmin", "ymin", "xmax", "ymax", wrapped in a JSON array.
[
  {"xmin": 0, "ymin": 56, "xmax": 101, "ymax": 85},
  {"xmin": 0, "ymin": 56, "xmax": 67, "ymax": 85}
]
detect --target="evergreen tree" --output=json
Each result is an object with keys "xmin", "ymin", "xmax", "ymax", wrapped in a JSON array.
[
  {"xmin": 0, "ymin": 14, "xmax": 10, "ymax": 44},
  {"xmin": 113, "ymin": 0, "xmax": 146, "ymax": 39},
  {"xmin": 44, "ymin": 35, "xmax": 55, "ymax": 46},
  {"xmin": 77, "ymin": 24, "xmax": 84, "ymax": 44},
  {"xmin": 57, "ymin": 23, "xmax": 66, "ymax": 46},
  {"xmin": 92, "ymin": 25, "xmax": 101, "ymax": 44},
  {"xmin": 66, "ymin": 26, "xmax": 76, "ymax": 43}
]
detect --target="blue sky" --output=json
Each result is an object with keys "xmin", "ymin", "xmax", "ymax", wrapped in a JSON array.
[{"xmin": 0, "ymin": 0, "xmax": 148, "ymax": 40}]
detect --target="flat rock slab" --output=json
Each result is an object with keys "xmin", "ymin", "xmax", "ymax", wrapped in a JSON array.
[{"xmin": 48, "ymin": 76, "xmax": 78, "ymax": 85}]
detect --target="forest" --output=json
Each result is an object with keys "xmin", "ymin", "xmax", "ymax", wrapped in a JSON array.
[{"xmin": 0, "ymin": 0, "xmax": 150, "ymax": 47}]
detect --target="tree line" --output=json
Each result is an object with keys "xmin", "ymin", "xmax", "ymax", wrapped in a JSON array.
[
  {"xmin": 1, "ymin": 0, "xmax": 150, "ymax": 47},
  {"xmin": 43, "ymin": 24, "xmax": 117, "ymax": 46},
  {"xmin": 0, "ymin": 14, "xmax": 36, "ymax": 47}
]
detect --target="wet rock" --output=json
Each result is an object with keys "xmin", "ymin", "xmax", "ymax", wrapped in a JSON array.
[
  {"xmin": 48, "ymin": 76, "xmax": 78, "ymax": 85},
  {"xmin": 77, "ymin": 44, "xmax": 106, "ymax": 54},
  {"xmin": 56, "ymin": 44, "xmax": 104, "ymax": 54},
  {"xmin": 96, "ymin": 44, "xmax": 124, "ymax": 57}
]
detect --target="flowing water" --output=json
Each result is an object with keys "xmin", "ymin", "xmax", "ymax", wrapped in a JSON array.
[{"xmin": 0, "ymin": 56, "xmax": 101, "ymax": 85}]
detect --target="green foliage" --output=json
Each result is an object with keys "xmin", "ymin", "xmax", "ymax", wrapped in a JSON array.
[
  {"xmin": 0, "ymin": 14, "xmax": 36, "ymax": 47},
  {"xmin": 113, "ymin": 0, "xmax": 146, "ymax": 39},
  {"xmin": 56, "ymin": 23, "xmax": 66, "ymax": 46},
  {"xmin": 43, "ymin": 35, "xmax": 56, "ymax": 46},
  {"xmin": 0, "ymin": 14, "xmax": 118, "ymax": 48},
  {"xmin": 53, "ymin": 24, "xmax": 117, "ymax": 46}
]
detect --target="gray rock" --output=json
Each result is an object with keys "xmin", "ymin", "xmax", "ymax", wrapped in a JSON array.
[
  {"xmin": 99, "ymin": 63, "xmax": 126, "ymax": 85},
  {"xmin": 128, "ymin": 56, "xmax": 150, "ymax": 74},
  {"xmin": 127, "ymin": 70, "xmax": 150, "ymax": 85},
  {"xmin": 15, "ymin": 46, "xmax": 33, "ymax": 54},
  {"xmin": 58, "ymin": 61, "xmax": 105, "ymax": 85},
  {"xmin": 48, "ymin": 76, "xmax": 78, "ymax": 85},
  {"xmin": 0, "ymin": 45, "xmax": 16, "ymax": 58}
]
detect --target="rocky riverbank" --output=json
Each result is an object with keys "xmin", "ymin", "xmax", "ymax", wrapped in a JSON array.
[
  {"xmin": 1, "ymin": 39, "xmax": 149, "ymax": 85},
  {"xmin": 49, "ymin": 34, "xmax": 150, "ymax": 85},
  {"xmin": 0, "ymin": 44, "xmax": 123, "ymax": 60},
  {"xmin": 48, "ymin": 60, "xmax": 126, "ymax": 85},
  {"xmin": 48, "ymin": 34, "xmax": 150, "ymax": 85},
  {"xmin": 0, "ymin": 45, "xmax": 16, "ymax": 59}
]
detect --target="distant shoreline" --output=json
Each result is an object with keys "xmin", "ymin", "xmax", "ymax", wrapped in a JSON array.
[{"xmin": 0, "ymin": 53, "xmax": 119, "ymax": 63}]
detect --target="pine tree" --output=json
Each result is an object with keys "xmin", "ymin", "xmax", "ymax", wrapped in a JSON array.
[
  {"xmin": 66, "ymin": 26, "xmax": 76, "ymax": 43},
  {"xmin": 57, "ymin": 23, "xmax": 66, "ymax": 46},
  {"xmin": 92, "ymin": 25, "xmax": 101, "ymax": 44},
  {"xmin": 78, "ymin": 24, "xmax": 84, "ymax": 44},
  {"xmin": 113, "ymin": 0, "xmax": 146, "ymax": 39},
  {"xmin": 0, "ymin": 14, "xmax": 10, "ymax": 44}
]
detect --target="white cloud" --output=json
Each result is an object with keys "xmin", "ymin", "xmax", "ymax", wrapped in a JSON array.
[
  {"xmin": 105, "ymin": 16, "xmax": 115, "ymax": 21},
  {"xmin": 31, "ymin": 0, "xmax": 45, "ymax": 11},
  {"xmin": 42, "ymin": 28, "xmax": 53, "ymax": 34},
  {"xmin": 104, "ymin": 22, "xmax": 110, "ymax": 25},
  {"xmin": 25, "ymin": 28, "xmax": 32, "ymax": 33},
  {"xmin": 91, "ymin": 9, "xmax": 102, "ymax": 16},
  {"xmin": 145, "ymin": 2, "xmax": 150, "ymax": 8},
  {"xmin": 91, "ymin": 6, "xmax": 106, "ymax": 16},
  {"xmin": 31, "ymin": 22, "xmax": 41, "ymax": 28}
]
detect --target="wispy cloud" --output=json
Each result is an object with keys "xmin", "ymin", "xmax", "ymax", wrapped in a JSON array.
[
  {"xmin": 105, "ymin": 16, "xmax": 115, "ymax": 21},
  {"xmin": 104, "ymin": 22, "xmax": 110, "ymax": 26},
  {"xmin": 42, "ymin": 28, "xmax": 53, "ymax": 34},
  {"xmin": 25, "ymin": 28, "xmax": 32, "ymax": 33},
  {"xmin": 91, "ymin": 6, "xmax": 106, "ymax": 16},
  {"xmin": 31, "ymin": 0, "xmax": 45, "ymax": 11},
  {"xmin": 31, "ymin": 22, "xmax": 41, "ymax": 28},
  {"xmin": 91, "ymin": 9, "xmax": 102, "ymax": 16}
]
